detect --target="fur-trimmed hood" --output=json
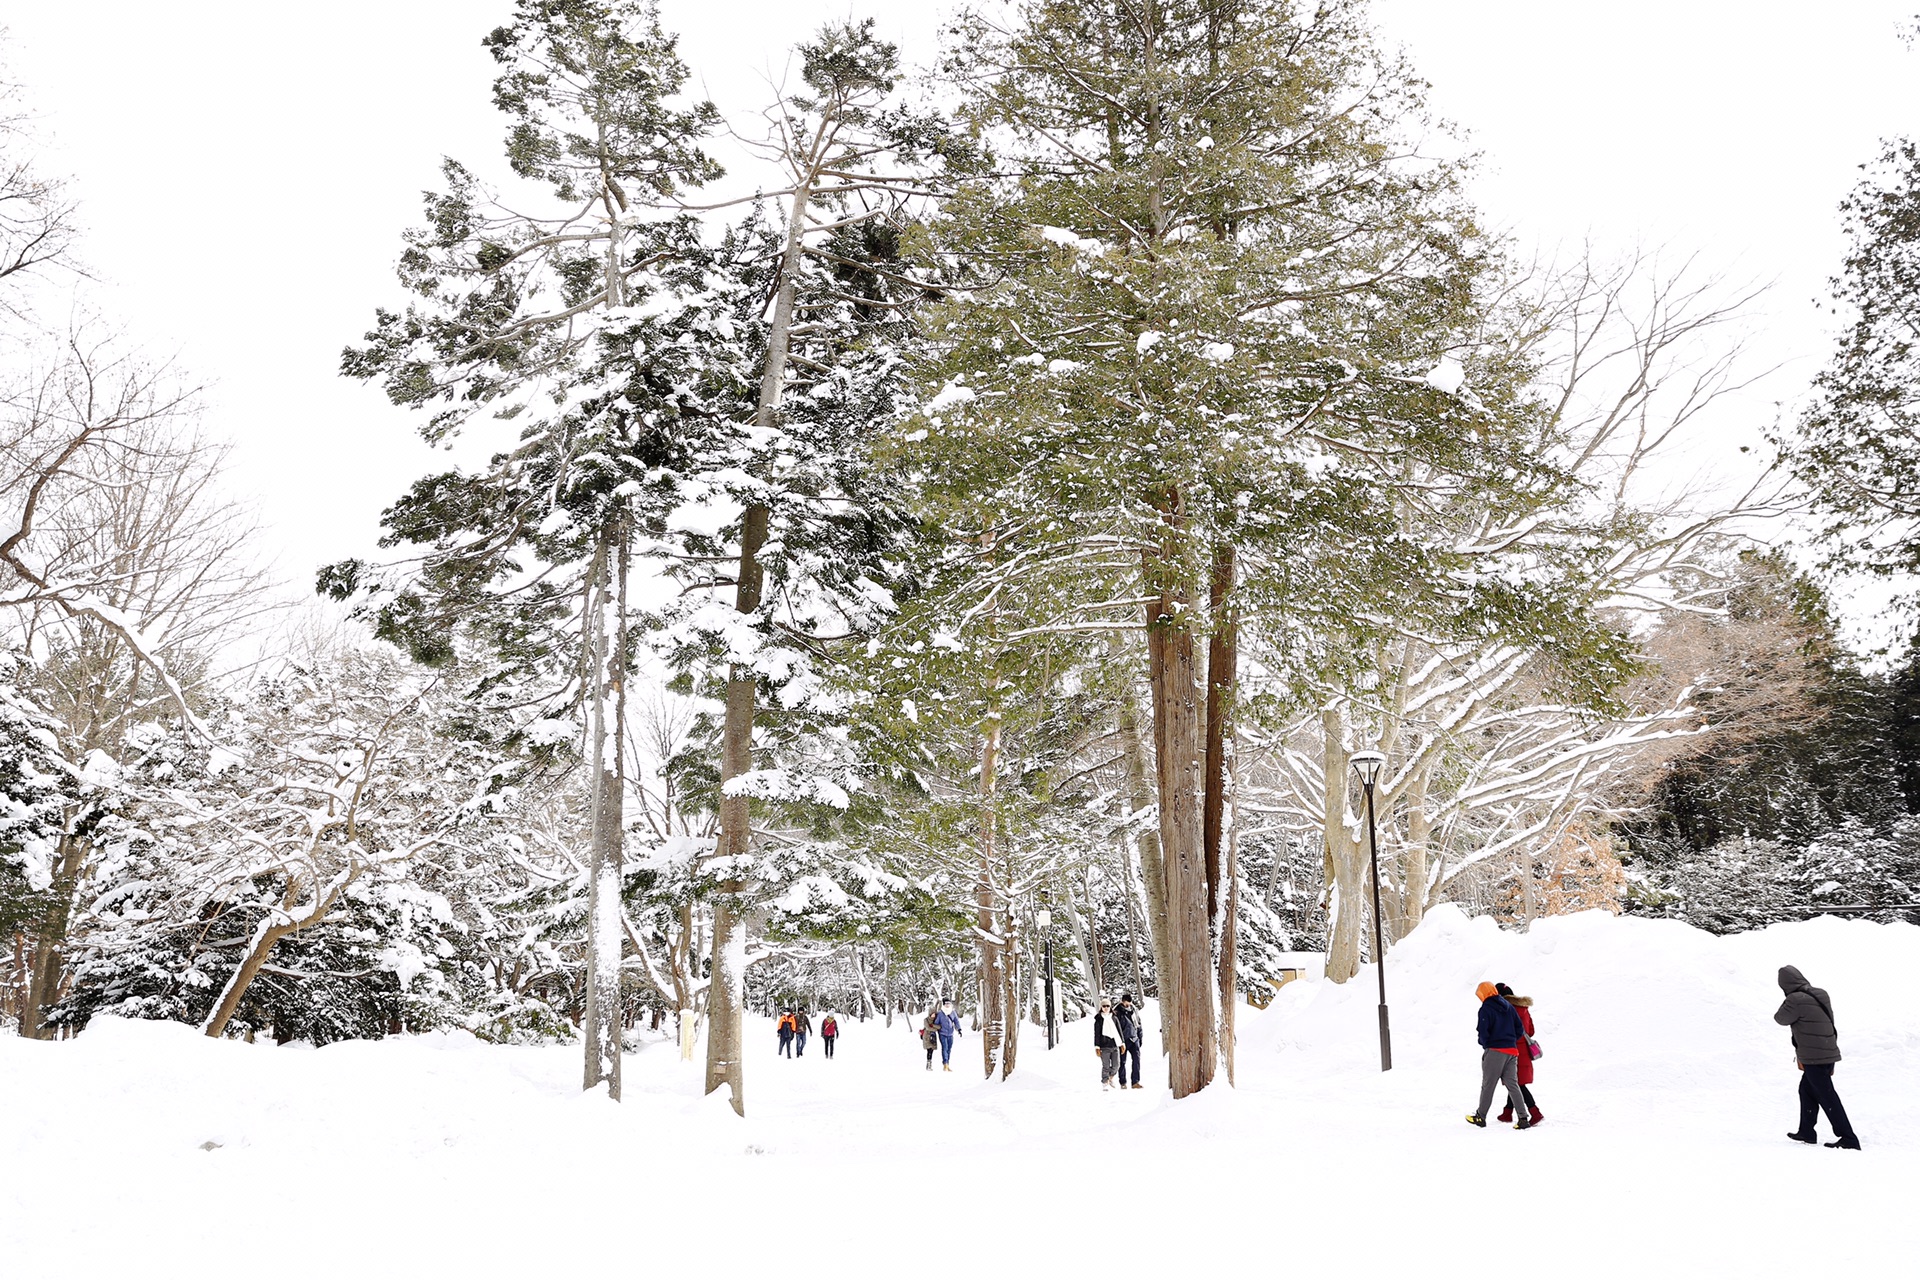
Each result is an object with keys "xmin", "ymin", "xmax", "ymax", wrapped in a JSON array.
[{"xmin": 1505, "ymin": 995, "xmax": 1533, "ymax": 1008}]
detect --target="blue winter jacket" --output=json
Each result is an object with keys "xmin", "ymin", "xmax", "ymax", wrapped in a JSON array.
[
  {"xmin": 1476, "ymin": 995, "xmax": 1523, "ymax": 1050},
  {"xmin": 934, "ymin": 1010, "xmax": 963, "ymax": 1038}
]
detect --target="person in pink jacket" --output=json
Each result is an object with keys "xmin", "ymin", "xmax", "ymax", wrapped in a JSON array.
[{"xmin": 1494, "ymin": 982, "xmax": 1543, "ymax": 1127}]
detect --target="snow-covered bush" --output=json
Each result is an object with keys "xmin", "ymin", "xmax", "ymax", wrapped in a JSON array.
[{"xmin": 1626, "ymin": 816, "xmax": 1920, "ymax": 932}]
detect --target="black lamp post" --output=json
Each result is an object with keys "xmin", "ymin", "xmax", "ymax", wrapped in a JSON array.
[
  {"xmin": 1037, "ymin": 908, "xmax": 1057, "ymax": 1049},
  {"xmin": 1349, "ymin": 749, "xmax": 1393, "ymax": 1072}
]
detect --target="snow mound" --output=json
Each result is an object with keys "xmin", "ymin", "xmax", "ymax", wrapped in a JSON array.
[{"xmin": 1, "ymin": 908, "xmax": 1912, "ymax": 1276}]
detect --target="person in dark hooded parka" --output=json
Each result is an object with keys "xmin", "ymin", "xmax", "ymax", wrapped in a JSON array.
[{"xmin": 1774, "ymin": 965, "xmax": 1861, "ymax": 1150}]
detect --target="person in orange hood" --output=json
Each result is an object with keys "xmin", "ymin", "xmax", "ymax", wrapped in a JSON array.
[{"xmin": 1466, "ymin": 981, "xmax": 1528, "ymax": 1129}]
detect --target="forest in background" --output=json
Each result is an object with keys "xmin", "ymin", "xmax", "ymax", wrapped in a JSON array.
[{"xmin": 5, "ymin": 0, "xmax": 1920, "ymax": 1110}]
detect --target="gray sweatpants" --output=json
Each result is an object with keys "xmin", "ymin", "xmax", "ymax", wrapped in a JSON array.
[
  {"xmin": 1099, "ymin": 1045, "xmax": 1120, "ymax": 1084},
  {"xmin": 1475, "ymin": 1049, "xmax": 1523, "ymax": 1120}
]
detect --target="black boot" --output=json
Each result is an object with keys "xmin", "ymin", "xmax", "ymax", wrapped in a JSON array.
[
  {"xmin": 1824, "ymin": 1136, "xmax": 1862, "ymax": 1150},
  {"xmin": 1786, "ymin": 1131, "xmax": 1817, "ymax": 1144}
]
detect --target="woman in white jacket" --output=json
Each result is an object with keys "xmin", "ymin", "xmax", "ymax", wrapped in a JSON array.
[{"xmin": 1093, "ymin": 1000, "xmax": 1121, "ymax": 1089}]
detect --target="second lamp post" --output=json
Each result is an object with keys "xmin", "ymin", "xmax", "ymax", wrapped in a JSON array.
[
  {"xmin": 1037, "ymin": 908, "xmax": 1057, "ymax": 1049},
  {"xmin": 1349, "ymin": 749, "xmax": 1394, "ymax": 1072}
]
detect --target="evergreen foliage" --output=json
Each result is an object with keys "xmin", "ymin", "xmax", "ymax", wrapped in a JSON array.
[{"xmin": 1787, "ymin": 138, "xmax": 1920, "ymax": 590}]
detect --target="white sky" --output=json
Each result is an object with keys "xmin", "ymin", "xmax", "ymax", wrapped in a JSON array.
[{"xmin": 5, "ymin": 0, "xmax": 1919, "ymax": 605}]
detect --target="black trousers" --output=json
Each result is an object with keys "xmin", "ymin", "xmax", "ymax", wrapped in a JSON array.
[
  {"xmin": 823, "ymin": 1036, "xmax": 835, "ymax": 1058},
  {"xmin": 1798, "ymin": 1064, "xmax": 1855, "ymax": 1139},
  {"xmin": 1117, "ymin": 1042, "xmax": 1141, "ymax": 1086}
]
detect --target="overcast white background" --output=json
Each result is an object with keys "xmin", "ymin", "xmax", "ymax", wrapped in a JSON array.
[{"xmin": 5, "ymin": 1, "xmax": 1918, "ymax": 605}]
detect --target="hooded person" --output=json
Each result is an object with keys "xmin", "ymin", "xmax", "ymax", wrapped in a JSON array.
[
  {"xmin": 1111, "ymin": 993, "xmax": 1145, "ymax": 1090},
  {"xmin": 1494, "ymin": 982, "xmax": 1543, "ymax": 1127},
  {"xmin": 1775, "ymin": 965, "xmax": 1861, "ymax": 1149},
  {"xmin": 777, "ymin": 1008, "xmax": 796, "ymax": 1058},
  {"xmin": 919, "ymin": 1008, "xmax": 940, "ymax": 1070},
  {"xmin": 1466, "ymin": 981, "xmax": 1528, "ymax": 1130}
]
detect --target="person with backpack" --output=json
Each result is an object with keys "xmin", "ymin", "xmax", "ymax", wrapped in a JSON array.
[
  {"xmin": 777, "ymin": 1009, "xmax": 796, "ymax": 1058},
  {"xmin": 1465, "ymin": 981, "xmax": 1529, "ymax": 1129},
  {"xmin": 1093, "ymin": 999, "xmax": 1122, "ymax": 1090},
  {"xmin": 1112, "ymin": 993, "xmax": 1145, "ymax": 1090},
  {"xmin": 1776, "ymin": 965, "xmax": 1862, "ymax": 1149},
  {"xmin": 1494, "ymin": 982, "xmax": 1543, "ymax": 1127},
  {"xmin": 934, "ymin": 999, "xmax": 963, "ymax": 1071},
  {"xmin": 821, "ymin": 1012, "xmax": 839, "ymax": 1059},
  {"xmin": 794, "ymin": 1005, "xmax": 813, "ymax": 1057},
  {"xmin": 919, "ymin": 1009, "xmax": 940, "ymax": 1071}
]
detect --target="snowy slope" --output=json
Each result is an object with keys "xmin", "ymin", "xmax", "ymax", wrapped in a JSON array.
[{"xmin": 2, "ymin": 906, "xmax": 1912, "ymax": 1278}]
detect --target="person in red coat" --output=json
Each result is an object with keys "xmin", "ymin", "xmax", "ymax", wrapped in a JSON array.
[{"xmin": 1495, "ymin": 982, "xmax": 1543, "ymax": 1126}]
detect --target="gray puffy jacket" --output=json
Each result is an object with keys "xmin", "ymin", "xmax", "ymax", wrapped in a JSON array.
[{"xmin": 1773, "ymin": 965, "xmax": 1841, "ymax": 1066}]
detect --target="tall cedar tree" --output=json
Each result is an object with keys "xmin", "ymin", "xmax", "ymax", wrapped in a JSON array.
[{"xmin": 915, "ymin": 0, "xmax": 1582, "ymax": 1094}]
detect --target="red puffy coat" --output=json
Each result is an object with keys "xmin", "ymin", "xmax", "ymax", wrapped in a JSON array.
[{"xmin": 1513, "ymin": 1001, "xmax": 1537, "ymax": 1086}]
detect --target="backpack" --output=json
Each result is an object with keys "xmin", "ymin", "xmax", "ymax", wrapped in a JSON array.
[{"xmin": 779, "ymin": 1014, "xmax": 794, "ymax": 1033}]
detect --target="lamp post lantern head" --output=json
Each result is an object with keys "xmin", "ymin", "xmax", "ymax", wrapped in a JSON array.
[
  {"xmin": 1349, "ymin": 750, "xmax": 1387, "ymax": 788},
  {"xmin": 1035, "ymin": 909, "xmax": 1052, "ymax": 929}
]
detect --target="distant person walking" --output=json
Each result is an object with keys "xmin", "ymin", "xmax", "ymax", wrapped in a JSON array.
[
  {"xmin": 777, "ymin": 1009, "xmax": 796, "ymax": 1058},
  {"xmin": 1465, "ymin": 981, "xmax": 1529, "ymax": 1129},
  {"xmin": 934, "ymin": 999, "xmax": 963, "ymax": 1071},
  {"xmin": 1494, "ymin": 982, "xmax": 1543, "ymax": 1127},
  {"xmin": 794, "ymin": 1006, "xmax": 813, "ymax": 1057},
  {"xmin": 1776, "ymin": 965, "xmax": 1861, "ymax": 1150},
  {"xmin": 919, "ymin": 1010, "xmax": 940, "ymax": 1070},
  {"xmin": 1112, "ymin": 993, "xmax": 1145, "ymax": 1090},
  {"xmin": 1094, "ymin": 999, "xmax": 1122, "ymax": 1090},
  {"xmin": 821, "ymin": 1013, "xmax": 839, "ymax": 1059}
]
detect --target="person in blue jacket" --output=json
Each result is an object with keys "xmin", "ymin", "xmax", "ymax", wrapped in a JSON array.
[
  {"xmin": 934, "ymin": 999, "xmax": 963, "ymax": 1072},
  {"xmin": 1466, "ymin": 981, "xmax": 1529, "ymax": 1129}
]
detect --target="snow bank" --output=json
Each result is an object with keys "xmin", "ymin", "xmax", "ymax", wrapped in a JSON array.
[{"xmin": 2, "ymin": 909, "xmax": 1912, "ymax": 1277}]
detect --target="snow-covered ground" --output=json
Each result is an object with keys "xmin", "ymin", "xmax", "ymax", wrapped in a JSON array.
[{"xmin": 4, "ymin": 906, "xmax": 1913, "ymax": 1278}]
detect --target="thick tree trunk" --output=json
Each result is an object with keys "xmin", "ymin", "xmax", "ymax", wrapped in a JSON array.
[
  {"xmin": 975, "ymin": 721, "xmax": 1007, "ymax": 1079},
  {"xmin": 1321, "ymin": 709, "xmax": 1366, "ymax": 982},
  {"xmin": 1000, "ymin": 907, "xmax": 1021, "ymax": 1078},
  {"xmin": 704, "ymin": 169, "xmax": 812, "ymax": 1115},
  {"xmin": 1201, "ymin": 542, "xmax": 1236, "ymax": 932},
  {"xmin": 1201, "ymin": 542, "xmax": 1237, "ymax": 1080},
  {"xmin": 704, "ymin": 898, "xmax": 747, "ymax": 1106},
  {"xmin": 1219, "ymin": 808, "xmax": 1239, "ymax": 1086},
  {"xmin": 1144, "ymin": 529, "xmax": 1215, "ymax": 1098},
  {"xmin": 1399, "ymin": 765, "xmax": 1433, "ymax": 941}
]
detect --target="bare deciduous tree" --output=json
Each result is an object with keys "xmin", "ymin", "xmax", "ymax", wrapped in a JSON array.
[{"xmin": 1, "ymin": 326, "xmax": 271, "ymax": 1036}]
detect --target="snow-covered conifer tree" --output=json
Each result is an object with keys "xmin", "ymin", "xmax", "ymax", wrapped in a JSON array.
[
  {"xmin": 911, "ymin": 0, "xmax": 1532, "ymax": 1095},
  {"xmin": 336, "ymin": 0, "xmax": 728, "ymax": 1097},
  {"xmin": 664, "ymin": 19, "xmax": 952, "ymax": 1116}
]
